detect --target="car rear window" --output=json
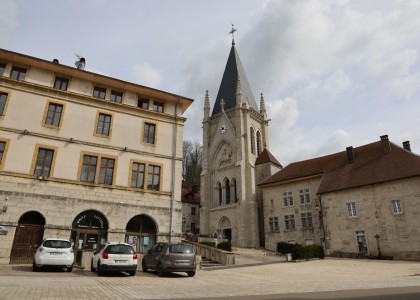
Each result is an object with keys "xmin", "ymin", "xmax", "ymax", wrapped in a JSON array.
[
  {"xmin": 105, "ymin": 244, "xmax": 134, "ymax": 254},
  {"xmin": 43, "ymin": 240, "xmax": 71, "ymax": 249},
  {"xmin": 169, "ymin": 244, "xmax": 193, "ymax": 254}
]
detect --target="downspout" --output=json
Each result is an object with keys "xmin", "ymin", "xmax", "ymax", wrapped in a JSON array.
[{"xmin": 169, "ymin": 97, "xmax": 181, "ymax": 242}]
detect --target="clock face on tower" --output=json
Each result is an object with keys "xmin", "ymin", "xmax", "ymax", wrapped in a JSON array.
[{"xmin": 219, "ymin": 123, "xmax": 227, "ymax": 134}]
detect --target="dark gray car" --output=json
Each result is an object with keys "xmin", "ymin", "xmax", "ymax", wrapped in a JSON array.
[{"xmin": 141, "ymin": 243, "xmax": 196, "ymax": 277}]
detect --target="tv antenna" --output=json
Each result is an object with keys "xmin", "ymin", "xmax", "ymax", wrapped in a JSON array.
[{"xmin": 74, "ymin": 53, "xmax": 86, "ymax": 70}]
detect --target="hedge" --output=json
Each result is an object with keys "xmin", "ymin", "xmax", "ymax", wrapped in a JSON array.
[{"xmin": 277, "ymin": 242, "xmax": 324, "ymax": 260}]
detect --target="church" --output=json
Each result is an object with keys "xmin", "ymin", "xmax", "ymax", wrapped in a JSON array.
[{"xmin": 199, "ymin": 36, "xmax": 281, "ymax": 248}]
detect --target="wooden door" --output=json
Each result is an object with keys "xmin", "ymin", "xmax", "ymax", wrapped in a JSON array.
[{"xmin": 10, "ymin": 224, "xmax": 44, "ymax": 264}]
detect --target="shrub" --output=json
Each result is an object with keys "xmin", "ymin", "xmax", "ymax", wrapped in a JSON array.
[
  {"xmin": 217, "ymin": 241, "xmax": 232, "ymax": 252},
  {"xmin": 292, "ymin": 244, "xmax": 324, "ymax": 260},
  {"xmin": 276, "ymin": 242, "xmax": 296, "ymax": 254},
  {"xmin": 200, "ymin": 241, "xmax": 216, "ymax": 247}
]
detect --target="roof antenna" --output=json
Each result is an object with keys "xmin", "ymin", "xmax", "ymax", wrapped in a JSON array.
[
  {"xmin": 74, "ymin": 53, "xmax": 86, "ymax": 70},
  {"xmin": 229, "ymin": 24, "xmax": 237, "ymax": 46}
]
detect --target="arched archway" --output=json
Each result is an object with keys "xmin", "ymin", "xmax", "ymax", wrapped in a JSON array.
[
  {"xmin": 125, "ymin": 214, "xmax": 157, "ymax": 253},
  {"xmin": 10, "ymin": 211, "xmax": 46, "ymax": 264},
  {"xmin": 70, "ymin": 210, "xmax": 108, "ymax": 265},
  {"xmin": 218, "ymin": 216, "xmax": 232, "ymax": 242}
]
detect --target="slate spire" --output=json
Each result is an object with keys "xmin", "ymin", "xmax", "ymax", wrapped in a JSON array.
[{"xmin": 211, "ymin": 44, "xmax": 258, "ymax": 116}]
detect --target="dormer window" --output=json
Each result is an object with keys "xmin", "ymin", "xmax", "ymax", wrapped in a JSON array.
[
  {"xmin": 10, "ymin": 66, "xmax": 26, "ymax": 81},
  {"xmin": 110, "ymin": 90, "xmax": 123, "ymax": 103},
  {"xmin": 54, "ymin": 77, "xmax": 69, "ymax": 91},
  {"xmin": 138, "ymin": 98, "xmax": 149, "ymax": 109},
  {"xmin": 153, "ymin": 101, "xmax": 164, "ymax": 113},
  {"xmin": 93, "ymin": 86, "xmax": 106, "ymax": 99}
]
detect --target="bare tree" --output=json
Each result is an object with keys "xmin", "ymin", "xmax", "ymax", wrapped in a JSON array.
[{"xmin": 182, "ymin": 141, "xmax": 202, "ymax": 189}]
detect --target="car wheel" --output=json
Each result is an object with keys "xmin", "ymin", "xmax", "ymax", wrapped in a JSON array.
[
  {"xmin": 67, "ymin": 264, "xmax": 73, "ymax": 272},
  {"xmin": 32, "ymin": 262, "xmax": 39, "ymax": 272},
  {"xmin": 90, "ymin": 259, "xmax": 96, "ymax": 272},
  {"xmin": 142, "ymin": 260, "xmax": 148, "ymax": 272},
  {"xmin": 187, "ymin": 271, "xmax": 196, "ymax": 277},
  {"xmin": 157, "ymin": 263, "xmax": 165, "ymax": 277},
  {"xmin": 129, "ymin": 270, "xmax": 136, "ymax": 276},
  {"xmin": 97, "ymin": 262, "xmax": 103, "ymax": 276}
]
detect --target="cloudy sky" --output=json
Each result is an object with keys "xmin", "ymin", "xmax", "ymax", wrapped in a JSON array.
[{"xmin": 1, "ymin": 0, "xmax": 419, "ymax": 165}]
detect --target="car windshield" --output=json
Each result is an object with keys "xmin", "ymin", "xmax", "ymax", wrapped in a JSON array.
[
  {"xmin": 105, "ymin": 244, "xmax": 134, "ymax": 254},
  {"xmin": 169, "ymin": 244, "xmax": 193, "ymax": 254},
  {"xmin": 43, "ymin": 240, "xmax": 71, "ymax": 249}
]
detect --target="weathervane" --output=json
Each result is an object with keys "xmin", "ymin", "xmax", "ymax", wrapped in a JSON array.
[{"xmin": 229, "ymin": 24, "xmax": 237, "ymax": 45}]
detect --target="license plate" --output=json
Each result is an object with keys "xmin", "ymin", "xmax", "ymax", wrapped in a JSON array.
[
  {"xmin": 50, "ymin": 252, "xmax": 63, "ymax": 255},
  {"xmin": 115, "ymin": 260, "xmax": 127, "ymax": 263},
  {"xmin": 176, "ymin": 262, "xmax": 189, "ymax": 265}
]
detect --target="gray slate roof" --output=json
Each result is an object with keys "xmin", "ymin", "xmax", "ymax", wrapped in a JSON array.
[{"xmin": 212, "ymin": 45, "xmax": 258, "ymax": 116}]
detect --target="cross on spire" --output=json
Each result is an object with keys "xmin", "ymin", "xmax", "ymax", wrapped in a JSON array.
[{"xmin": 229, "ymin": 24, "xmax": 237, "ymax": 45}]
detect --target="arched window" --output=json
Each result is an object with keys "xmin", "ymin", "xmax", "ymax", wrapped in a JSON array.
[
  {"xmin": 232, "ymin": 178, "xmax": 238, "ymax": 202},
  {"xmin": 218, "ymin": 182, "xmax": 222, "ymax": 206},
  {"xmin": 250, "ymin": 127, "xmax": 255, "ymax": 154},
  {"xmin": 256, "ymin": 131, "xmax": 262, "ymax": 156},
  {"xmin": 225, "ymin": 178, "xmax": 231, "ymax": 205}
]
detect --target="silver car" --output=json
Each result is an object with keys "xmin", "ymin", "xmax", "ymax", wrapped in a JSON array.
[{"xmin": 141, "ymin": 243, "xmax": 196, "ymax": 277}]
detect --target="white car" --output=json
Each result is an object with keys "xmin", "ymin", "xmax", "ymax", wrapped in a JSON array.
[
  {"xmin": 33, "ymin": 238, "xmax": 74, "ymax": 272},
  {"xmin": 91, "ymin": 242, "xmax": 138, "ymax": 276}
]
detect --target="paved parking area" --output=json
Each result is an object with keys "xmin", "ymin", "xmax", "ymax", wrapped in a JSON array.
[{"xmin": 0, "ymin": 258, "xmax": 420, "ymax": 299}]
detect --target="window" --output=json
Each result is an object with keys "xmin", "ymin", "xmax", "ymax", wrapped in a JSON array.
[
  {"xmin": 283, "ymin": 191, "xmax": 293, "ymax": 207},
  {"xmin": 34, "ymin": 148, "xmax": 54, "ymax": 177},
  {"xmin": 285, "ymin": 214, "xmax": 295, "ymax": 230},
  {"xmin": 269, "ymin": 217, "xmax": 279, "ymax": 232},
  {"xmin": 0, "ymin": 64, "xmax": 5, "ymax": 76},
  {"xmin": 0, "ymin": 141, "xmax": 6, "ymax": 166},
  {"xmin": 143, "ymin": 122, "xmax": 156, "ymax": 144},
  {"xmin": 131, "ymin": 162, "xmax": 145, "ymax": 189},
  {"xmin": 233, "ymin": 178, "xmax": 238, "ymax": 202},
  {"xmin": 250, "ymin": 127, "xmax": 255, "ymax": 154},
  {"xmin": 218, "ymin": 182, "xmax": 222, "ymax": 206},
  {"xmin": 152, "ymin": 101, "xmax": 164, "ymax": 112},
  {"xmin": 270, "ymin": 199, "xmax": 274, "ymax": 210},
  {"xmin": 10, "ymin": 66, "xmax": 26, "ymax": 80},
  {"xmin": 93, "ymin": 86, "xmax": 106, "ymax": 99},
  {"xmin": 54, "ymin": 77, "xmax": 69, "ymax": 91},
  {"xmin": 191, "ymin": 207, "xmax": 196, "ymax": 216},
  {"xmin": 191, "ymin": 223, "xmax": 196, "ymax": 233},
  {"xmin": 0, "ymin": 92, "xmax": 9, "ymax": 116},
  {"xmin": 81, "ymin": 155, "xmax": 98, "ymax": 183},
  {"xmin": 346, "ymin": 202, "xmax": 357, "ymax": 217},
  {"xmin": 45, "ymin": 103, "xmax": 63, "ymax": 127},
  {"xmin": 147, "ymin": 165, "xmax": 161, "ymax": 191},
  {"xmin": 138, "ymin": 98, "xmax": 149, "ymax": 109},
  {"xmin": 99, "ymin": 157, "xmax": 115, "ymax": 185},
  {"xmin": 96, "ymin": 113, "xmax": 112, "ymax": 136},
  {"xmin": 110, "ymin": 91, "xmax": 123, "ymax": 103},
  {"xmin": 301, "ymin": 212, "xmax": 313, "ymax": 228},
  {"xmin": 299, "ymin": 188, "xmax": 310, "ymax": 204},
  {"xmin": 225, "ymin": 178, "xmax": 231, "ymax": 205},
  {"xmin": 391, "ymin": 200, "xmax": 403, "ymax": 214},
  {"xmin": 256, "ymin": 131, "xmax": 262, "ymax": 156}
]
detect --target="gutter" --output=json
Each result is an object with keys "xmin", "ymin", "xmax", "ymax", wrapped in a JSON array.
[{"xmin": 169, "ymin": 97, "xmax": 181, "ymax": 242}]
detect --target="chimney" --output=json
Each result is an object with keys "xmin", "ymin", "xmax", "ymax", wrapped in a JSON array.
[
  {"xmin": 403, "ymin": 141, "xmax": 411, "ymax": 152},
  {"xmin": 52, "ymin": 59, "xmax": 59, "ymax": 64},
  {"xmin": 380, "ymin": 135, "xmax": 391, "ymax": 154},
  {"xmin": 346, "ymin": 146, "xmax": 354, "ymax": 163}
]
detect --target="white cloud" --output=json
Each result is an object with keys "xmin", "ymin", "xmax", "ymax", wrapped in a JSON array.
[
  {"xmin": 130, "ymin": 63, "xmax": 163, "ymax": 88},
  {"xmin": 0, "ymin": 0, "xmax": 18, "ymax": 45}
]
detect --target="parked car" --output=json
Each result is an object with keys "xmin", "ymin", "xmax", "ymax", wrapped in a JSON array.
[
  {"xmin": 33, "ymin": 238, "xmax": 74, "ymax": 272},
  {"xmin": 91, "ymin": 242, "xmax": 137, "ymax": 276},
  {"xmin": 141, "ymin": 242, "xmax": 196, "ymax": 277}
]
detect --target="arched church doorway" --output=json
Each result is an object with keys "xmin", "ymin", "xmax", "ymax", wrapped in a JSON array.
[
  {"xmin": 125, "ymin": 214, "xmax": 157, "ymax": 254},
  {"xmin": 10, "ymin": 211, "xmax": 46, "ymax": 264},
  {"xmin": 71, "ymin": 210, "xmax": 108, "ymax": 265},
  {"xmin": 218, "ymin": 216, "xmax": 232, "ymax": 242}
]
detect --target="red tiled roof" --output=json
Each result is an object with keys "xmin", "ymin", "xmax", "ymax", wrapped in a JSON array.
[
  {"xmin": 255, "ymin": 148, "xmax": 282, "ymax": 167},
  {"xmin": 181, "ymin": 188, "xmax": 201, "ymax": 204},
  {"xmin": 259, "ymin": 139, "xmax": 420, "ymax": 194}
]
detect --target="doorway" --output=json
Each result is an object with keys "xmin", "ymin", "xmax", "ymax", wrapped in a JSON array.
[
  {"xmin": 71, "ymin": 210, "xmax": 108, "ymax": 265},
  {"xmin": 10, "ymin": 211, "xmax": 45, "ymax": 264},
  {"xmin": 356, "ymin": 230, "xmax": 368, "ymax": 254},
  {"xmin": 125, "ymin": 214, "xmax": 157, "ymax": 254}
]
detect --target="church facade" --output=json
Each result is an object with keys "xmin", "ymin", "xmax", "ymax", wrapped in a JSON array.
[{"xmin": 200, "ymin": 41, "xmax": 280, "ymax": 247}]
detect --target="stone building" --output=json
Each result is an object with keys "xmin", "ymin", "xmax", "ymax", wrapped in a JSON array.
[
  {"xmin": 200, "ymin": 40, "xmax": 279, "ymax": 247},
  {"xmin": 0, "ymin": 49, "xmax": 192, "ymax": 265},
  {"xmin": 259, "ymin": 135, "xmax": 420, "ymax": 260},
  {"xmin": 181, "ymin": 186, "xmax": 200, "ymax": 235}
]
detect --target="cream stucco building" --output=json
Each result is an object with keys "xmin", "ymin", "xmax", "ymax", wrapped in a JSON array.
[{"xmin": 0, "ymin": 49, "xmax": 192, "ymax": 265}]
